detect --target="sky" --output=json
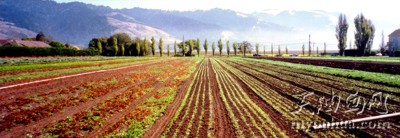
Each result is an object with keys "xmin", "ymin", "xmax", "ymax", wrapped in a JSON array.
[
  {"xmin": 54, "ymin": 0, "xmax": 400, "ymax": 49},
  {"xmin": 53, "ymin": 0, "xmax": 399, "ymax": 20}
]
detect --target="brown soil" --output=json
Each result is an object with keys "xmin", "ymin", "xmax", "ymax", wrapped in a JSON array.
[
  {"xmin": 0, "ymin": 60, "xmax": 177, "ymax": 137},
  {"xmin": 141, "ymin": 59, "xmax": 201, "ymax": 138},
  {"xmin": 208, "ymin": 58, "xmax": 235, "ymax": 137},
  {"xmin": 215, "ymin": 59, "xmax": 306, "ymax": 137},
  {"xmin": 227, "ymin": 59, "xmax": 386, "ymax": 137}
]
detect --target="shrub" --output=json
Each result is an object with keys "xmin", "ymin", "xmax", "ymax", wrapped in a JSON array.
[
  {"xmin": 344, "ymin": 49, "xmax": 359, "ymax": 56},
  {"xmin": 49, "ymin": 41, "xmax": 65, "ymax": 48},
  {"xmin": 394, "ymin": 51, "xmax": 400, "ymax": 57},
  {"xmin": 367, "ymin": 51, "xmax": 377, "ymax": 56}
]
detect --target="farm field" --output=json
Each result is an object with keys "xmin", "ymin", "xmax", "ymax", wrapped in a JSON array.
[
  {"xmin": 0, "ymin": 56, "xmax": 399, "ymax": 137},
  {"xmin": 253, "ymin": 56, "xmax": 400, "ymax": 74},
  {"xmin": 296, "ymin": 56, "xmax": 400, "ymax": 62}
]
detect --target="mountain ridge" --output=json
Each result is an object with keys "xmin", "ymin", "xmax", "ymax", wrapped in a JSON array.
[{"xmin": 0, "ymin": 0, "xmax": 337, "ymax": 48}]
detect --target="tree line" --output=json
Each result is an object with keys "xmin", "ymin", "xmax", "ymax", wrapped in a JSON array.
[
  {"xmin": 336, "ymin": 13, "xmax": 375, "ymax": 56},
  {"xmin": 88, "ymin": 33, "xmax": 257, "ymax": 57}
]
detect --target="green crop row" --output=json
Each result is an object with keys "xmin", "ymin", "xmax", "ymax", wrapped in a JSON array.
[
  {"xmin": 211, "ymin": 58, "xmax": 288, "ymax": 138},
  {"xmin": 240, "ymin": 57, "xmax": 400, "ymax": 87}
]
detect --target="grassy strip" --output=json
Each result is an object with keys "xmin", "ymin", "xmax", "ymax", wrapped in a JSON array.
[
  {"xmin": 0, "ymin": 58, "xmax": 161, "ymax": 83},
  {"xmin": 239, "ymin": 57, "xmax": 400, "ymax": 87},
  {"xmin": 0, "ymin": 57, "xmax": 154, "ymax": 72}
]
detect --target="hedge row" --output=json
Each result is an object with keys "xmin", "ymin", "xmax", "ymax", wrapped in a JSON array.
[
  {"xmin": 394, "ymin": 51, "xmax": 400, "ymax": 57},
  {"xmin": 0, "ymin": 46, "xmax": 100, "ymax": 57},
  {"xmin": 344, "ymin": 49, "xmax": 376, "ymax": 56}
]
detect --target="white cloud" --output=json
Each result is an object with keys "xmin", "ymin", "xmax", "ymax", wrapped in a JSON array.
[{"xmin": 221, "ymin": 31, "xmax": 235, "ymax": 41}]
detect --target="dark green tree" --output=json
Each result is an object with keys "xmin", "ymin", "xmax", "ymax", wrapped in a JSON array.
[
  {"xmin": 182, "ymin": 37, "xmax": 186, "ymax": 56},
  {"xmin": 336, "ymin": 13, "xmax": 349, "ymax": 56},
  {"xmin": 36, "ymin": 32, "xmax": 48, "ymax": 42},
  {"xmin": 212, "ymin": 42, "xmax": 216, "ymax": 56},
  {"xmin": 218, "ymin": 39, "xmax": 223, "ymax": 56},
  {"xmin": 151, "ymin": 36, "xmax": 156, "ymax": 56},
  {"xmin": 285, "ymin": 46, "xmax": 288, "ymax": 54},
  {"xmin": 65, "ymin": 43, "xmax": 71, "ymax": 48},
  {"xmin": 108, "ymin": 37, "xmax": 118, "ymax": 56},
  {"xmin": 271, "ymin": 44, "xmax": 274, "ymax": 56},
  {"xmin": 89, "ymin": 40, "xmax": 95, "ymax": 48},
  {"xmin": 196, "ymin": 38, "xmax": 200, "ymax": 56},
  {"xmin": 167, "ymin": 44, "xmax": 170, "ymax": 56},
  {"xmin": 278, "ymin": 45, "xmax": 281, "ymax": 55},
  {"xmin": 112, "ymin": 33, "xmax": 132, "ymax": 46},
  {"xmin": 96, "ymin": 41, "xmax": 102, "ymax": 54},
  {"xmin": 255, "ymin": 43, "xmax": 259, "ymax": 55},
  {"xmin": 189, "ymin": 40, "xmax": 194, "ymax": 56},
  {"xmin": 143, "ymin": 37, "xmax": 148, "ymax": 56},
  {"xmin": 226, "ymin": 40, "xmax": 230, "ymax": 57},
  {"xmin": 233, "ymin": 42, "xmax": 238, "ymax": 56},
  {"xmin": 159, "ymin": 38, "xmax": 163, "ymax": 57},
  {"xmin": 121, "ymin": 44, "xmax": 125, "ymax": 56},
  {"xmin": 240, "ymin": 41, "xmax": 251, "ymax": 57},
  {"xmin": 174, "ymin": 41, "xmax": 177, "ymax": 55},
  {"xmin": 203, "ymin": 39, "xmax": 208, "ymax": 56},
  {"xmin": 263, "ymin": 45, "xmax": 266, "ymax": 55},
  {"xmin": 302, "ymin": 44, "xmax": 305, "ymax": 56},
  {"xmin": 113, "ymin": 37, "xmax": 118, "ymax": 56},
  {"xmin": 49, "ymin": 41, "xmax": 64, "ymax": 48},
  {"xmin": 354, "ymin": 13, "xmax": 375, "ymax": 56},
  {"xmin": 135, "ymin": 42, "xmax": 141, "ymax": 56}
]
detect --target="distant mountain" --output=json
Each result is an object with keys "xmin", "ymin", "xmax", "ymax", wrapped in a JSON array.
[
  {"xmin": 253, "ymin": 10, "xmax": 337, "ymax": 31},
  {"xmin": 0, "ymin": 0, "xmax": 338, "ymax": 48}
]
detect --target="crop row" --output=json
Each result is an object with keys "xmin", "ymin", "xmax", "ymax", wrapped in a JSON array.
[
  {"xmin": 210, "ymin": 58, "xmax": 287, "ymax": 137},
  {"xmin": 39, "ymin": 59, "xmax": 192, "ymax": 137},
  {"xmin": 241, "ymin": 58, "xmax": 400, "ymax": 101},
  {"xmin": 0, "ymin": 57, "xmax": 164, "ymax": 85},
  {"xmin": 0, "ymin": 59, "xmax": 187, "ymax": 137},
  {"xmin": 216, "ymin": 58, "xmax": 353, "ymax": 137},
  {"xmin": 163, "ymin": 58, "xmax": 213, "ymax": 137},
  {"xmin": 223, "ymin": 58, "xmax": 400, "ymax": 137},
  {"xmin": 0, "ymin": 60, "xmax": 183, "ymax": 134},
  {"xmin": 0, "ymin": 57, "xmax": 156, "ymax": 76},
  {"xmin": 231, "ymin": 59, "xmax": 400, "ymax": 119},
  {"xmin": 98, "ymin": 58, "xmax": 199, "ymax": 137}
]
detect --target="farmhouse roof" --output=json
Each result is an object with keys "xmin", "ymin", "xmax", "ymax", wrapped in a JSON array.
[
  {"xmin": 0, "ymin": 39, "xmax": 51, "ymax": 48},
  {"xmin": 0, "ymin": 39, "xmax": 9, "ymax": 45},
  {"xmin": 389, "ymin": 29, "xmax": 400, "ymax": 37},
  {"xmin": 13, "ymin": 40, "xmax": 51, "ymax": 48}
]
